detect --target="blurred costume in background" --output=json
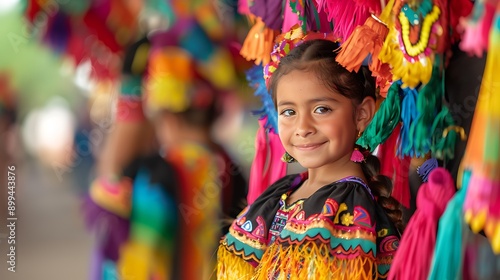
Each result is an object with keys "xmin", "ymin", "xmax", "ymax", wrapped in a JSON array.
[
  {"xmin": 85, "ymin": 24, "xmax": 248, "ymax": 280},
  {"xmin": 22, "ymin": 1, "xmax": 250, "ymax": 279}
]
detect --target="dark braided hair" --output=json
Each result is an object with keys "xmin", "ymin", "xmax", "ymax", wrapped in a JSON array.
[
  {"xmin": 269, "ymin": 39, "xmax": 405, "ymax": 233},
  {"xmin": 361, "ymin": 154, "xmax": 405, "ymax": 233}
]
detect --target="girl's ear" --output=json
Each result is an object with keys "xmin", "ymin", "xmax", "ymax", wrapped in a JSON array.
[{"xmin": 356, "ymin": 96, "xmax": 376, "ymax": 132}]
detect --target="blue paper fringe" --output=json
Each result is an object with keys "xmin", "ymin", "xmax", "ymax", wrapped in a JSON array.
[{"xmin": 246, "ymin": 65, "xmax": 279, "ymax": 134}]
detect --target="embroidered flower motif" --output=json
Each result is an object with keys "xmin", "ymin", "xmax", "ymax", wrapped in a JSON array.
[
  {"xmin": 378, "ymin": 228, "xmax": 389, "ymax": 237},
  {"xmin": 341, "ymin": 213, "xmax": 354, "ymax": 226}
]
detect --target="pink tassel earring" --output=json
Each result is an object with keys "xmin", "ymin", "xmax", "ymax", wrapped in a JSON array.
[
  {"xmin": 351, "ymin": 130, "xmax": 365, "ymax": 163},
  {"xmin": 350, "ymin": 148, "xmax": 365, "ymax": 163}
]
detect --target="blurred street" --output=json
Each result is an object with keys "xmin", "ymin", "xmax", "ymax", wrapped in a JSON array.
[{"xmin": 1, "ymin": 158, "xmax": 92, "ymax": 280}]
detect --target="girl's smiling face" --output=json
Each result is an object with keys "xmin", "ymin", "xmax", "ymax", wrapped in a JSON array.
[{"xmin": 276, "ymin": 69, "xmax": 360, "ymax": 170}]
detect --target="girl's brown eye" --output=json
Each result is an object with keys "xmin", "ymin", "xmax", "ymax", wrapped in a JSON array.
[
  {"xmin": 314, "ymin": 106, "xmax": 332, "ymax": 114},
  {"xmin": 280, "ymin": 109, "xmax": 296, "ymax": 117}
]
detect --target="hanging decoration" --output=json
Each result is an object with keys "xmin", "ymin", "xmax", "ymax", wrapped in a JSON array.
[{"xmin": 459, "ymin": 0, "xmax": 500, "ymax": 254}]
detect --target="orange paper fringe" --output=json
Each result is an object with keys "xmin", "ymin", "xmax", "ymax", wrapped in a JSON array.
[
  {"xmin": 240, "ymin": 16, "xmax": 280, "ymax": 65},
  {"xmin": 336, "ymin": 15, "xmax": 389, "ymax": 73}
]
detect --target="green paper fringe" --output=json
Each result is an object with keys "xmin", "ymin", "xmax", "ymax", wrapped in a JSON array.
[
  {"xmin": 431, "ymin": 106, "xmax": 457, "ymax": 161},
  {"xmin": 413, "ymin": 59, "xmax": 444, "ymax": 156},
  {"xmin": 357, "ymin": 81, "xmax": 401, "ymax": 151}
]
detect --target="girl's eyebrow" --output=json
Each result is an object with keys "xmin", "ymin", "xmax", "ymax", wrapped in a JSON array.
[
  {"xmin": 277, "ymin": 101, "xmax": 295, "ymax": 107},
  {"xmin": 278, "ymin": 97, "xmax": 340, "ymax": 107},
  {"xmin": 307, "ymin": 97, "xmax": 340, "ymax": 104}
]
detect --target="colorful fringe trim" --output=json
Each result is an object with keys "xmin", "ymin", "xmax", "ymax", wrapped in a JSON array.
[
  {"xmin": 253, "ymin": 242, "xmax": 376, "ymax": 279},
  {"xmin": 217, "ymin": 243, "xmax": 256, "ymax": 280}
]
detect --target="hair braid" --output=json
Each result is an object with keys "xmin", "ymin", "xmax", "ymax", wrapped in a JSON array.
[{"xmin": 361, "ymin": 151, "xmax": 406, "ymax": 233}]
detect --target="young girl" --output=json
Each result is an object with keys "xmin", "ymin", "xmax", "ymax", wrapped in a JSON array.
[{"xmin": 217, "ymin": 39, "xmax": 404, "ymax": 279}]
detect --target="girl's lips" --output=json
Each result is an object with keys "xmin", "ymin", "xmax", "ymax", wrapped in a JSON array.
[{"xmin": 294, "ymin": 142, "xmax": 326, "ymax": 150}]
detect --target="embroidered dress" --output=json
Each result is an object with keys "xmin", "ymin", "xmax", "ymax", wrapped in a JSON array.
[{"xmin": 218, "ymin": 174, "xmax": 400, "ymax": 279}]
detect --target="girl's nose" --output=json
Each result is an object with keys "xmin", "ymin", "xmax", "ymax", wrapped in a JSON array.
[{"xmin": 295, "ymin": 114, "xmax": 315, "ymax": 138}]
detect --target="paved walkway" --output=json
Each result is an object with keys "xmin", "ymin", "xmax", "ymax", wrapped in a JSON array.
[{"xmin": 1, "ymin": 158, "xmax": 92, "ymax": 280}]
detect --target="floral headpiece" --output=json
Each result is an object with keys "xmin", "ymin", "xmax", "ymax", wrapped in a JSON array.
[{"xmin": 262, "ymin": 25, "xmax": 339, "ymax": 88}]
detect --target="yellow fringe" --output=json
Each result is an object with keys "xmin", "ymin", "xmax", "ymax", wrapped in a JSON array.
[
  {"xmin": 379, "ymin": 25, "xmax": 433, "ymax": 89},
  {"xmin": 253, "ymin": 242, "xmax": 376, "ymax": 280},
  {"xmin": 378, "ymin": 3, "xmax": 442, "ymax": 88},
  {"xmin": 217, "ymin": 244, "xmax": 256, "ymax": 280}
]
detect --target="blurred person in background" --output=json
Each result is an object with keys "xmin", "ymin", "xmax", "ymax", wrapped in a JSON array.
[{"xmin": 84, "ymin": 9, "xmax": 248, "ymax": 280}]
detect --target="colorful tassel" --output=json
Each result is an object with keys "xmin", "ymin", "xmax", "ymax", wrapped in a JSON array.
[
  {"xmin": 399, "ymin": 86, "xmax": 419, "ymax": 157},
  {"xmin": 357, "ymin": 81, "xmax": 401, "ymax": 152},
  {"xmin": 388, "ymin": 168, "xmax": 456, "ymax": 280},
  {"xmin": 413, "ymin": 59, "xmax": 444, "ymax": 156},
  {"xmin": 428, "ymin": 170, "xmax": 471, "ymax": 280},
  {"xmin": 350, "ymin": 148, "xmax": 365, "ymax": 163}
]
